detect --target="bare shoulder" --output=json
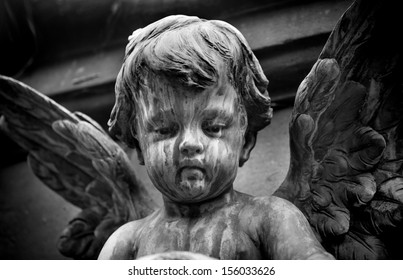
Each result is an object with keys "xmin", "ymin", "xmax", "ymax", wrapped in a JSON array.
[
  {"xmin": 251, "ymin": 195, "xmax": 316, "ymax": 236},
  {"xmin": 98, "ymin": 211, "xmax": 158, "ymax": 259},
  {"xmin": 248, "ymin": 195, "xmax": 334, "ymax": 259},
  {"xmin": 97, "ymin": 220, "xmax": 140, "ymax": 259},
  {"xmin": 236, "ymin": 192, "xmax": 301, "ymax": 222},
  {"xmin": 249, "ymin": 194, "xmax": 304, "ymax": 219},
  {"xmin": 237, "ymin": 192, "xmax": 307, "ymax": 233}
]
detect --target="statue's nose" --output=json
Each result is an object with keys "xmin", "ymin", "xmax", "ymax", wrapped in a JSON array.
[{"xmin": 179, "ymin": 129, "xmax": 204, "ymax": 157}]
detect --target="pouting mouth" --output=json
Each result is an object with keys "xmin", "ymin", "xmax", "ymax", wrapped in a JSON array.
[
  {"xmin": 179, "ymin": 166, "xmax": 205, "ymax": 175},
  {"xmin": 177, "ymin": 159, "xmax": 205, "ymax": 170},
  {"xmin": 176, "ymin": 159, "xmax": 207, "ymax": 181},
  {"xmin": 178, "ymin": 166, "xmax": 205, "ymax": 172},
  {"xmin": 176, "ymin": 166, "xmax": 206, "ymax": 182}
]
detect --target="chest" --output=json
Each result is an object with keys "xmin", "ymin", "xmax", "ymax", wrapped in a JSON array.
[{"xmin": 135, "ymin": 216, "xmax": 261, "ymax": 259}]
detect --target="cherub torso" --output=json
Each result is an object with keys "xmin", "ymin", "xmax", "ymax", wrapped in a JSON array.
[{"xmin": 132, "ymin": 193, "xmax": 263, "ymax": 259}]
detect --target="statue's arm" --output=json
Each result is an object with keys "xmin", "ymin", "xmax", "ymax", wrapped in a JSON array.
[{"xmin": 259, "ymin": 196, "xmax": 334, "ymax": 260}]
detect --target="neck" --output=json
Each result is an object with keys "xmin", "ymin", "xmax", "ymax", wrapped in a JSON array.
[{"xmin": 162, "ymin": 188, "xmax": 236, "ymax": 218}]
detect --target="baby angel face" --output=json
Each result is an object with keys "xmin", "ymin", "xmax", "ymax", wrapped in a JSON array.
[{"xmin": 134, "ymin": 74, "xmax": 248, "ymax": 203}]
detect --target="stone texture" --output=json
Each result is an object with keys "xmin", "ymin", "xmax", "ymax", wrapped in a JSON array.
[{"xmin": 0, "ymin": 106, "xmax": 292, "ymax": 259}]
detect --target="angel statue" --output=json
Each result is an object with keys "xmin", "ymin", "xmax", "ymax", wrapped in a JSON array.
[{"xmin": 0, "ymin": 0, "xmax": 402, "ymax": 260}]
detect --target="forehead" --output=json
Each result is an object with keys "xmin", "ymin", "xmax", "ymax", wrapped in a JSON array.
[{"xmin": 137, "ymin": 73, "xmax": 240, "ymax": 113}]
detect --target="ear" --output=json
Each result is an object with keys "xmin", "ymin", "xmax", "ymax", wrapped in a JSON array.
[{"xmin": 239, "ymin": 131, "xmax": 257, "ymax": 167}]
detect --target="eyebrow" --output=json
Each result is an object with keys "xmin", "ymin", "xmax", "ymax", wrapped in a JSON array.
[
  {"xmin": 144, "ymin": 109, "xmax": 174, "ymax": 128},
  {"xmin": 202, "ymin": 108, "xmax": 234, "ymax": 122},
  {"xmin": 149, "ymin": 110, "xmax": 172, "ymax": 121}
]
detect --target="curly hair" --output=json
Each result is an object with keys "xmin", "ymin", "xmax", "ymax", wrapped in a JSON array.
[{"xmin": 108, "ymin": 15, "xmax": 272, "ymax": 148}]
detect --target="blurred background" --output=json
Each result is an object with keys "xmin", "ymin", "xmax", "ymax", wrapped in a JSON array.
[{"xmin": 0, "ymin": 0, "xmax": 352, "ymax": 259}]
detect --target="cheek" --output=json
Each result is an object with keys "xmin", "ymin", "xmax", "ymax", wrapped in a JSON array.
[
  {"xmin": 205, "ymin": 131, "xmax": 244, "ymax": 172},
  {"xmin": 143, "ymin": 139, "xmax": 177, "ymax": 179}
]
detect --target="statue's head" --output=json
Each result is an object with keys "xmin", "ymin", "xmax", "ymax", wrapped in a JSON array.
[{"xmin": 109, "ymin": 15, "xmax": 272, "ymax": 203}]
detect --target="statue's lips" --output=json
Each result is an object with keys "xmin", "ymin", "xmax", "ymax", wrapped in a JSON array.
[{"xmin": 178, "ymin": 167, "xmax": 205, "ymax": 181}]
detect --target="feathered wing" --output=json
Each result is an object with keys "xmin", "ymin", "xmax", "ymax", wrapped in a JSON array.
[
  {"xmin": 0, "ymin": 75, "xmax": 157, "ymax": 259},
  {"xmin": 275, "ymin": 0, "xmax": 403, "ymax": 259}
]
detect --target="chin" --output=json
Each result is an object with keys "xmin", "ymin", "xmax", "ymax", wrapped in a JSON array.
[
  {"xmin": 173, "ymin": 182, "xmax": 230, "ymax": 204},
  {"xmin": 176, "ymin": 180, "xmax": 210, "ymax": 202},
  {"xmin": 159, "ymin": 177, "xmax": 232, "ymax": 203}
]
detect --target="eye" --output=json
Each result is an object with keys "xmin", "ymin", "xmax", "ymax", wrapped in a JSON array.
[
  {"xmin": 154, "ymin": 124, "xmax": 178, "ymax": 137},
  {"xmin": 156, "ymin": 127, "xmax": 171, "ymax": 135},
  {"xmin": 202, "ymin": 123, "xmax": 226, "ymax": 137}
]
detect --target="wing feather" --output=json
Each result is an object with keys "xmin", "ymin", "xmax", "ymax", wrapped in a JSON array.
[
  {"xmin": 0, "ymin": 75, "xmax": 157, "ymax": 259},
  {"xmin": 275, "ymin": 0, "xmax": 403, "ymax": 259}
]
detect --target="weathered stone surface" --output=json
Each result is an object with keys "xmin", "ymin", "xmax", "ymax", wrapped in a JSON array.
[
  {"xmin": 0, "ymin": 75, "xmax": 157, "ymax": 259},
  {"xmin": 275, "ymin": 0, "xmax": 403, "ymax": 259}
]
